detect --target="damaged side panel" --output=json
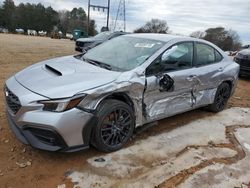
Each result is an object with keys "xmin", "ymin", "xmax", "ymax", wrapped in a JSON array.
[
  {"xmin": 143, "ymin": 69, "xmax": 195, "ymax": 122},
  {"xmin": 78, "ymin": 61, "xmax": 237, "ymax": 128},
  {"xmin": 193, "ymin": 88, "xmax": 217, "ymax": 107},
  {"xmin": 78, "ymin": 39, "xmax": 239, "ymax": 128},
  {"xmin": 78, "ymin": 71, "xmax": 147, "ymax": 127},
  {"xmin": 192, "ymin": 59, "xmax": 239, "ymax": 107}
]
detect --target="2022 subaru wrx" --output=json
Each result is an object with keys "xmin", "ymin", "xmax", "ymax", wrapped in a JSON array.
[{"xmin": 4, "ymin": 34, "xmax": 239, "ymax": 152}]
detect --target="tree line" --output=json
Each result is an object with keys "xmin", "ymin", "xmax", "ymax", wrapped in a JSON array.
[
  {"xmin": 190, "ymin": 27, "xmax": 241, "ymax": 51},
  {"xmin": 134, "ymin": 19, "xmax": 242, "ymax": 51},
  {"xmin": 0, "ymin": 0, "xmax": 97, "ymax": 36}
]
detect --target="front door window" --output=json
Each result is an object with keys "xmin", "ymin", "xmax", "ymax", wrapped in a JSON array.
[{"xmin": 146, "ymin": 42, "xmax": 193, "ymax": 76}]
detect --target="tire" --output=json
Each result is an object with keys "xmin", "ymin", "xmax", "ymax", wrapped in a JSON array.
[
  {"xmin": 208, "ymin": 82, "xmax": 231, "ymax": 112},
  {"xmin": 92, "ymin": 99, "xmax": 135, "ymax": 152}
]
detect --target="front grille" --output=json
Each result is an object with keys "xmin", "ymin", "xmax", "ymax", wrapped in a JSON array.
[
  {"xmin": 241, "ymin": 60, "xmax": 250, "ymax": 67},
  {"xmin": 235, "ymin": 58, "xmax": 250, "ymax": 67},
  {"xmin": 76, "ymin": 41, "xmax": 92, "ymax": 48},
  {"xmin": 76, "ymin": 41, "xmax": 84, "ymax": 47},
  {"xmin": 5, "ymin": 86, "xmax": 21, "ymax": 114}
]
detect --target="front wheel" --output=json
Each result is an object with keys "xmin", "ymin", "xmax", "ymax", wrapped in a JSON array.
[
  {"xmin": 208, "ymin": 82, "xmax": 231, "ymax": 112},
  {"xmin": 92, "ymin": 99, "xmax": 135, "ymax": 152}
]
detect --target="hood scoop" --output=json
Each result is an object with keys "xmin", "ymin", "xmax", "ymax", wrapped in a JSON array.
[
  {"xmin": 45, "ymin": 64, "xmax": 62, "ymax": 76},
  {"xmin": 44, "ymin": 63, "xmax": 76, "ymax": 76},
  {"xmin": 14, "ymin": 55, "xmax": 121, "ymax": 98}
]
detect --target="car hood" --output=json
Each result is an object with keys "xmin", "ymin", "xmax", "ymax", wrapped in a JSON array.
[
  {"xmin": 77, "ymin": 37, "xmax": 103, "ymax": 43},
  {"xmin": 15, "ymin": 56, "xmax": 121, "ymax": 98},
  {"xmin": 238, "ymin": 49, "xmax": 250, "ymax": 56}
]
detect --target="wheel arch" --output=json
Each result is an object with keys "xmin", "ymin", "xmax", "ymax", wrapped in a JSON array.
[
  {"xmin": 221, "ymin": 79, "xmax": 234, "ymax": 96},
  {"xmin": 82, "ymin": 92, "xmax": 136, "ymax": 147},
  {"xmin": 99, "ymin": 92, "xmax": 135, "ymax": 113}
]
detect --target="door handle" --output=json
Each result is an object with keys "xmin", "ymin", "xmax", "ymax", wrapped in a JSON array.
[{"xmin": 187, "ymin": 75, "xmax": 197, "ymax": 81}]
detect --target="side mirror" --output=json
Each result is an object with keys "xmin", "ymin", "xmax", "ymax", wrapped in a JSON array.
[{"xmin": 158, "ymin": 74, "xmax": 174, "ymax": 92}]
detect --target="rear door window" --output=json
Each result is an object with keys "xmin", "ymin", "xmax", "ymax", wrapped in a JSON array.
[{"xmin": 195, "ymin": 43, "xmax": 223, "ymax": 66}]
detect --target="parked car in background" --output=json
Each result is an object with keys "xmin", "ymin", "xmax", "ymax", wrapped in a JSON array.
[
  {"xmin": 75, "ymin": 31, "xmax": 129, "ymax": 52},
  {"xmin": 234, "ymin": 48, "xmax": 250, "ymax": 76},
  {"xmin": 73, "ymin": 29, "xmax": 87, "ymax": 41},
  {"xmin": 4, "ymin": 34, "xmax": 239, "ymax": 153},
  {"xmin": 0, "ymin": 27, "xmax": 9, "ymax": 33},
  {"xmin": 66, "ymin": 33, "xmax": 73, "ymax": 40},
  {"xmin": 38, "ymin": 31, "xmax": 47, "ymax": 37},
  {"xmin": 15, "ymin": 28, "xmax": 24, "ymax": 34},
  {"xmin": 242, "ymin": 45, "xmax": 250, "ymax": 49},
  {"xmin": 27, "ymin": 29, "xmax": 37, "ymax": 36}
]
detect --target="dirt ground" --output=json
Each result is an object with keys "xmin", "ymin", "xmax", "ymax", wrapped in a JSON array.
[{"xmin": 0, "ymin": 34, "xmax": 250, "ymax": 188}]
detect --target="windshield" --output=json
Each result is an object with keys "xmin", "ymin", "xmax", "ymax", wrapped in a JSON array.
[
  {"xmin": 83, "ymin": 36, "xmax": 165, "ymax": 71},
  {"xmin": 93, "ymin": 32, "xmax": 112, "ymax": 40}
]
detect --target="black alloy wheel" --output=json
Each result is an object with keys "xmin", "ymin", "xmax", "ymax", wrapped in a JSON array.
[
  {"xmin": 92, "ymin": 99, "xmax": 134, "ymax": 152},
  {"xmin": 101, "ymin": 108, "xmax": 132, "ymax": 147},
  {"xmin": 208, "ymin": 82, "xmax": 231, "ymax": 112}
]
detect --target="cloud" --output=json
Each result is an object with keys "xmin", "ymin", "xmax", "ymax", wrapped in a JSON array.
[
  {"xmin": 126, "ymin": 0, "xmax": 250, "ymax": 44},
  {"xmin": 1, "ymin": 0, "xmax": 249, "ymax": 44}
]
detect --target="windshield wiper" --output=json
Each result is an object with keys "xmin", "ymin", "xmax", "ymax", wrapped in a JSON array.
[{"xmin": 82, "ymin": 57, "xmax": 113, "ymax": 70}]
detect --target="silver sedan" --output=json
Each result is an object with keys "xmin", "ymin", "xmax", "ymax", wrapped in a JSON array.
[{"xmin": 4, "ymin": 34, "xmax": 239, "ymax": 152}]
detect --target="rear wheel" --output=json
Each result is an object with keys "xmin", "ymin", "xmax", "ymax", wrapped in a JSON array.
[
  {"xmin": 208, "ymin": 82, "xmax": 231, "ymax": 112},
  {"xmin": 92, "ymin": 99, "xmax": 134, "ymax": 152}
]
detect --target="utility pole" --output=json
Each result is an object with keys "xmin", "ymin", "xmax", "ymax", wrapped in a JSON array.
[
  {"xmin": 87, "ymin": 0, "xmax": 90, "ymax": 36},
  {"xmin": 123, "ymin": 0, "xmax": 126, "ymax": 31},
  {"xmin": 107, "ymin": 0, "xmax": 110, "ymax": 29},
  {"xmin": 87, "ymin": 0, "xmax": 111, "ymax": 36}
]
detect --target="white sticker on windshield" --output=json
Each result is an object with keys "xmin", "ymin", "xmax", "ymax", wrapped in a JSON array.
[{"xmin": 135, "ymin": 43, "xmax": 155, "ymax": 48}]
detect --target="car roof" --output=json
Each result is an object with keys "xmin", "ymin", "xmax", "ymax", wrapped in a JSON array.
[
  {"xmin": 113, "ymin": 31, "xmax": 130, "ymax": 34},
  {"xmin": 123, "ymin": 33, "xmax": 227, "ymax": 57},
  {"xmin": 101, "ymin": 31, "xmax": 130, "ymax": 35},
  {"xmin": 126, "ymin": 33, "xmax": 197, "ymax": 42}
]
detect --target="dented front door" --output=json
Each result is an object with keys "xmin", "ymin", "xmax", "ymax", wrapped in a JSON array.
[
  {"xmin": 143, "ymin": 41, "xmax": 196, "ymax": 121},
  {"xmin": 144, "ymin": 68, "xmax": 196, "ymax": 122}
]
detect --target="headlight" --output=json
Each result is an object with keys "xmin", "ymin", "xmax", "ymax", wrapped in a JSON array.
[{"xmin": 39, "ymin": 95, "xmax": 86, "ymax": 112}]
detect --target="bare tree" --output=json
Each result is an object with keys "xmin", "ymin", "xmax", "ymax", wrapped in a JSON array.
[
  {"xmin": 190, "ymin": 31, "xmax": 205, "ymax": 39},
  {"xmin": 227, "ymin": 29, "xmax": 242, "ymax": 51},
  {"xmin": 203, "ymin": 27, "xmax": 242, "ymax": 51},
  {"xmin": 134, "ymin": 19, "xmax": 169, "ymax": 34}
]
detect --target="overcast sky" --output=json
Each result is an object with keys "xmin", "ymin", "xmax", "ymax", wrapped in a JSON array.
[{"xmin": 1, "ymin": 0, "xmax": 250, "ymax": 44}]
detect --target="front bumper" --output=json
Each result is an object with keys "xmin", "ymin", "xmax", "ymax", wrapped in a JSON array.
[
  {"xmin": 75, "ymin": 46, "xmax": 83, "ymax": 52},
  {"xmin": 5, "ymin": 77, "xmax": 95, "ymax": 152},
  {"xmin": 239, "ymin": 66, "xmax": 250, "ymax": 75},
  {"xmin": 234, "ymin": 57, "xmax": 250, "ymax": 75}
]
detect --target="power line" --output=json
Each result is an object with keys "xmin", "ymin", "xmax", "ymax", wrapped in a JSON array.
[
  {"xmin": 114, "ymin": 0, "xmax": 126, "ymax": 32},
  {"xmin": 87, "ymin": 0, "xmax": 110, "ymax": 35}
]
